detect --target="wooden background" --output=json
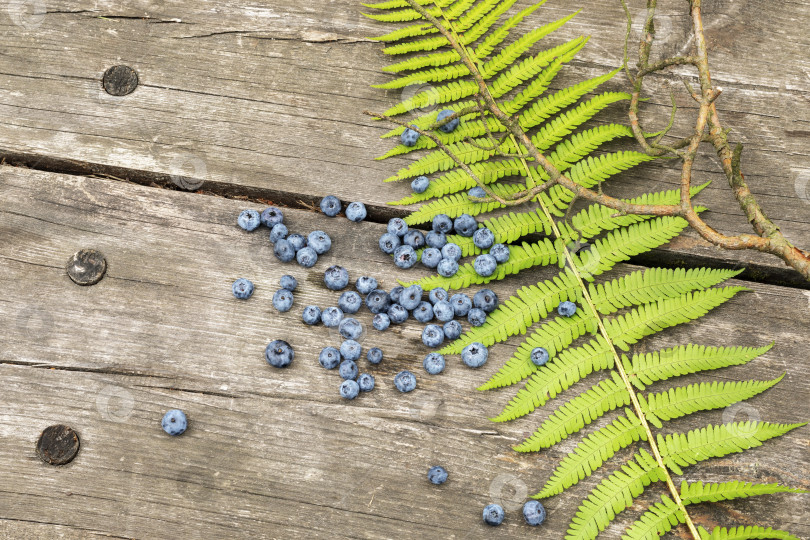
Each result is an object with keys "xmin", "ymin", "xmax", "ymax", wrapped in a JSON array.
[{"xmin": 0, "ymin": 0, "xmax": 808, "ymax": 538}]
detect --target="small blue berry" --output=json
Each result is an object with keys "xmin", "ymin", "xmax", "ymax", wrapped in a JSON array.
[
  {"xmin": 422, "ymin": 324, "xmax": 444, "ymax": 348},
  {"xmin": 421, "ymin": 248, "xmax": 442, "ymax": 269},
  {"xmin": 372, "ymin": 313, "xmax": 390, "ymax": 331},
  {"xmin": 379, "ymin": 232, "xmax": 401, "ymax": 254},
  {"xmin": 474, "ymin": 254, "xmax": 497, "ymax": 277},
  {"xmin": 473, "ymin": 228, "xmax": 495, "ymax": 250},
  {"xmin": 340, "ymin": 340, "xmax": 362, "ymax": 362},
  {"xmin": 274, "ymin": 239, "xmax": 296, "ymax": 263},
  {"xmin": 387, "ymin": 304, "xmax": 409, "ymax": 324},
  {"xmin": 490, "ymin": 243, "xmax": 510, "ymax": 263},
  {"xmin": 453, "ymin": 214, "xmax": 477, "ymax": 237},
  {"xmin": 339, "ymin": 359, "xmax": 359, "ymax": 380},
  {"xmin": 473, "ymin": 289, "xmax": 499, "ymax": 313},
  {"xmin": 265, "ymin": 339, "xmax": 294, "ymax": 368},
  {"xmin": 435, "ymin": 109, "xmax": 460, "ymax": 133},
  {"xmin": 467, "ymin": 308, "xmax": 487, "ymax": 327},
  {"xmin": 340, "ymin": 379, "xmax": 360, "ymax": 400},
  {"xmin": 558, "ymin": 300, "xmax": 577, "ymax": 317},
  {"xmin": 530, "ymin": 347, "xmax": 549, "ymax": 367},
  {"xmin": 338, "ymin": 291, "xmax": 362, "ymax": 314},
  {"xmin": 295, "ymin": 246, "xmax": 318, "ymax": 268},
  {"xmin": 387, "ymin": 217, "xmax": 408, "ymax": 237},
  {"xmin": 286, "ymin": 233, "xmax": 307, "ymax": 252},
  {"xmin": 237, "ymin": 209, "xmax": 261, "ymax": 231},
  {"xmin": 483, "ymin": 504, "xmax": 504, "ymax": 526},
  {"xmin": 355, "ymin": 276, "xmax": 378, "ymax": 295},
  {"xmin": 432, "ymin": 214, "xmax": 453, "ymax": 234},
  {"xmin": 437, "ymin": 258, "xmax": 459, "ymax": 278},
  {"xmin": 319, "ymin": 347, "xmax": 341, "ymax": 369},
  {"xmin": 393, "ymin": 245, "xmax": 418, "ymax": 269},
  {"xmin": 366, "ymin": 289, "xmax": 392, "ymax": 314},
  {"xmin": 232, "ymin": 278, "xmax": 254, "ymax": 300},
  {"xmin": 461, "ymin": 342, "xmax": 488, "ymax": 368},
  {"xmin": 403, "ymin": 230, "xmax": 426, "ymax": 250},
  {"xmin": 280, "ymin": 275, "xmax": 298, "ymax": 291},
  {"xmin": 394, "ymin": 370, "xmax": 417, "ymax": 392},
  {"xmin": 413, "ymin": 301, "xmax": 434, "ymax": 323},
  {"xmin": 443, "ymin": 320, "xmax": 462, "ymax": 341},
  {"xmin": 441, "ymin": 243, "xmax": 462, "ymax": 262},
  {"xmin": 272, "ymin": 289, "xmax": 294, "ymax": 312},
  {"xmin": 401, "ymin": 127, "xmax": 420, "ymax": 147},
  {"xmin": 428, "ymin": 465, "xmax": 449, "ymax": 484},
  {"xmin": 324, "ymin": 265, "xmax": 349, "ymax": 291},
  {"xmin": 468, "ymin": 186, "xmax": 486, "ymax": 199},
  {"xmin": 260, "ymin": 207, "xmax": 284, "ymax": 228},
  {"xmin": 425, "ymin": 230, "xmax": 447, "ymax": 249},
  {"xmin": 522, "ymin": 500, "xmax": 547, "ymax": 526},
  {"xmin": 162, "ymin": 409, "xmax": 188, "ymax": 436},
  {"xmin": 367, "ymin": 347, "xmax": 383, "ymax": 365},
  {"xmin": 320, "ymin": 195, "xmax": 341, "ymax": 217},
  {"xmin": 269, "ymin": 223, "xmax": 288, "ymax": 243},
  {"xmin": 428, "ymin": 288, "xmax": 448, "ymax": 304},
  {"xmin": 433, "ymin": 300, "xmax": 454, "ymax": 322},
  {"xmin": 357, "ymin": 373, "xmax": 375, "ymax": 392},
  {"xmin": 388, "ymin": 286, "xmax": 404, "ymax": 305},
  {"xmin": 423, "ymin": 352, "xmax": 445, "ymax": 375},
  {"xmin": 400, "ymin": 285, "xmax": 423, "ymax": 311},
  {"xmin": 339, "ymin": 318, "xmax": 364, "ymax": 341},
  {"xmin": 345, "ymin": 202, "xmax": 367, "ymax": 222},
  {"xmin": 321, "ymin": 306, "xmax": 344, "ymax": 328},
  {"xmin": 307, "ymin": 231, "xmax": 332, "ymax": 255},
  {"xmin": 411, "ymin": 176, "xmax": 430, "ymax": 194},
  {"xmin": 450, "ymin": 293, "xmax": 472, "ymax": 317},
  {"xmin": 302, "ymin": 305, "xmax": 321, "ymax": 325}
]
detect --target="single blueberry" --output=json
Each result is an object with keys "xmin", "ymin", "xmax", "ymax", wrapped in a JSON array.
[
  {"xmin": 394, "ymin": 370, "xmax": 417, "ymax": 392},
  {"xmin": 468, "ymin": 308, "xmax": 487, "ymax": 327},
  {"xmin": 387, "ymin": 304, "xmax": 409, "ymax": 324},
  {"xmin": 338, "ymin": 291, "xmax": 363, "ymax": 314},
  {"xmin": 530, "ymin": 347, "xmax": 549, "ymax": 367},
  {"xmin": 473, "ymin": 289, "xmax": 499, "ymax": 313},
  {"xmin": 474, "ymin": 254, "xmax": 497, "ymax": 277},
  {"xmin": 321, "ymin": 306, "xmax": 344, "ymax": 328},
  {"xmin": 428, "ymin": 465, "xmax": 449, "ymax": 485},
  {"xmin": 161, "ymin": 409, "xmax": 188, "ymax": 436},
  {"xmin": 302, "ymin": 305, "xmax": 322, "ymax": 325},
  {"xmin": 403, "ymin": 230, "xmax": 426, "ymax": 250},
  {"xmin": 272, "ymin": 289, "xmax": 294, "ymax": 312},
  {"xmin": 433, "ymin": 300, "xmax": 454, "ymax": 322},
  {"xmin": 324, "ymin": 265, "xmax": 349, "ymax": 291},
  {"xmin": 319, "ymin": 347, "xmax": 341, "ymax": 369},
  {"xmin": 295, "ymin": 246, "xmax": 318, "ymax": 268},
  {"xmin": 423, "ymin": 352, "xmax": 445, "ymax": 375},
  {"xmin": 367, "ymin": 347, "xmax": 383, "ymax": 365},
  {"xmin": 232, "ymin": 278, "xmax": 254, "ymax": 300},
  {"xmin": 355, "ymin": 276, "xmax": 378, "ymax": 295},
  {"xmin": 558, "ymin": 300, "xmax": 577, "ymax": 317},
  {"xmin": 421, "ymin": 248, "xmax": 442, "ymax": 269},
  {"xmin": 413, "ymin": 301, "xmax": 434, "ymax": 323},
  {"xmin": 522, "ymin": 500, "xmax": 546, "ymax": 526},
  {"xmin": 320, "ymin": 195, "xmax": 341, "ymax": 217},
  {"xmin": 340, "ymin": 340, "xmax": 362, "ymax": 362},
  {"xmin": 339, "ymin": 317, "xmax": 364, "ymax": 341},
  {"xmin": 373, "ymin": 313, "xmax": 391, "ymax": 331},
  {"xmin": 432, "ymin": 214, "xmax": 453, "ymax": 234},
  {"xmin": 401, "ymin": 127, "xmax": 420, "ymax": 147},
  {"xmin": 411, "ymin": 176, "xmax": 430, "ymax": 194},
  {"xmin": 428, "ymin": 288, "xmax": 448, "ymax": 304},
  {"xmin": 339, "ymin": 359, "xmax": 359, "ymax": 380},
  {"xmin": 483, "ymin": 504, "xmax": 504, "ymax": 526},
  {"xmin": 286, "ymin": 233, "xmax": 307, "ymax": 252},
  {"xmin": 345, "ymin": 202, "xmax": 367, "ymax": 222},
  {"xmin": 387, "ymin": 217, "xmax": 408, "ymax": 237},
  {"xmin": 468, "ymin": 186, "xmax": 486, "ymax": 199},
  {"xmin": 450, "ymin": 293, "xmax": 472, "ymax": 317},
  {"xmin": 422, "ymin": 324, "xmax": 444, "ymax": 348},
  {"xmin": 473, "ymin": 228, "xmax": 495, "ymax": 250},
  {"xmin": 357, "ymin": 373, "xmax": 375, "ymax": 392},
  {"xmin": 269, "ymin": 223, "xmax": 288, "ymax": 243},
  {"xmin": 437, "ymin": 258, "xmax": 459, "ymax": 278},
  {"xmin": 443, "ymin": 319, "xmax": 462, "ymax": 341},
  {"xmin": 280, "ymin": 274, "xmax": 298, "ymax": 291},
  {"xmin": 265, "ymin": 339, "xmax": 294, "ymax": 368},
  {"xmin": 453, "ymin": 214, "xmax": 477, "ymax": 237},
  {"xmin": 400, "ymin": 285, "xmax": 423, "ymax": 311},
  {"xmin": 441, "ymin": 243, "xmax": 462, "ymax": 262},
  {"xmin": 393, "ymin": 245, "xmax": 418, "ymax": 269},
  {"xmin": 435, "ymin": 109, "xmax": 460, "ymax": 133},
  {"xmin": 461, "ymin": 342, "xmax": 488, "ymax": 368},
  {"xmin": 388, "ymin": 286, "xmax": 404, "ymax": 305},
  {"xmin": 425, "ymin": 230, "xmax": 447, "ymax": 249},
  {"xmin": 366, "ymin": 289, "xmax": 392, "ymax": 314},
  {"xmin": 238, "ymin": 209, "xmax": 261, "ymax": 231},
  {"xmin": 379, "ymin": 232, "xmax": 401, "ymax": 254},
  {"xmin": 307, "ymin": 231, "xmax": 332, "ymax": 255},
  {"xmin": 340, "ymin": 379, "xmax": 360, "ymax": 400},
  {"xmin": 260, "ymin": 207, "xmax": 284, "ymax": 228},
  {"xmin": 490, "ymin": 243, "xmax": 510, "ymax": 264},
  {"xmin": 274, "ymin": 239, "xmax": 296, "ymax": 263}
]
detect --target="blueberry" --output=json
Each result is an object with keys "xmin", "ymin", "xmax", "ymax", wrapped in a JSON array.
[
  {"xmin": 356, "ymin": 276, "xmax": 378, "ymax": 295},
  {"xmin": 413, "ymin": 301, "xmax": 434, "ymax": 323},
  {"xmin": 468, "ymin": 186, "xmax": 486, "ymax": 199},
  {"xmin": 531, "ymin": 347, "xmax": 549, "ymax": 366},
  {"xmin": 423, "ymin": 352, "xmax": 445, "ymax": 375},
  {"xmin": 161, "ymin": 409, "xmax": 188, "ymax": 436},
  {"xmin": 339, "ymin": 317, "xmax": 364, "ymax": 341},
  {"xmin": 411, "ymin": 176, "xmax": 430, "ymax": 194},
  {"xmin": 339, "ymin": 291, "xmax": 363, "ymax": 314},
  {"xmin": 260, "ymin": 207, "xmax": 284, "ymax": 228},
  {"xmin": 436, "ymin": 109, "xmax": 460, "ymax": 133},
  {"xmin": 483, "ymin": 504, "xmax": 504, "ymax": 526},
  {"xmin": 433, "ymin": 300, "xmax": 454, "ymax": 322},
  {"xmin": 394, "ymin": 245, "xmax": 418, "ymax": 269},
  {"xmin": 474, "ymin": 254, "xmax": 497, "ymax": 277},
  {"xmin": 373, "ymin": 313, "xmax": 391, "ymax": 331},
  {"xmin": 388, "ymin": 286, "xmax": 404, "ymax": 305},
  {"xmin": 387, "ymin": 304, "xmax": 409, "ymax": 324},
  {"xmin": 387, "ymin": 217, "xmax": 408, "ymax": 237},
  {"xmin": 467, "ymin": 308, "xmax": 487, "ymax": 327},
  {"xmin": 295, "ymin": 246, "xmax": 318, "ymax": 268},
  {"xmin": 366, "ymin": 289, "xmax": 392, "ymax": 314},
  {"xmin": 308, "ymin": 231, "xmax": 332, "ymax": 255},
  {"xmin": 443, "ymin": 319, "xmax": 462, "ymax": 340},
  {"xmin": 324, "ymin": 265, "xmax": 349, "ymax": 291},
  {"xmin": 403, "ymin": 230, "xmax": 426, "ymax": 250},
  {"xmin": 302, "ymin": 305, "xmax": 322, "ymax": 325},
  {"xmin": 280, "ymin": 274, "xmax": 298, "ymax": 291},
  {"xmin": 379, "ymin": 232, "xmax": 401, "ymax": 254},
  {"xmin": 319, "ymin": 347, "xmax": 341, "ymax": 369},
  {"xmin": 428, "ymin": 465, "xmax": 449, "ymax": 484},
  {"xmin": 432, "ymin": 214, "xmax": 453, "ymax": 234},
  {"xmin": 558, "ymin": 300, "xmax": 577, "ymax": 317},
  {"xmin": 400, "ymin": 285, "xmax": 423, "ymax": 311},
  {"xmin": 340, "ymin": 340, "xmax": 362, "ymax": 362},
  {"xmin": 441, "ymin": 243, "xmax": 462, "ymax": 262},
  {"xmin": 367, "ymin": 347, "xmax": 383, "ymax": 365},
  {"xmin": 269, "ymin": 223, "xmax": 288, "ymax": 243},
  {"xmin": 394, "ymin": 370, "xmax": 417, "ymax": 392},
  {"xmin": 490, "ymin": 243, "xmax": 510, "ymax": 263},
  {"xmin": 232, "ymin": 278, "xmax": 254, "ymax": 300},
  {"xmin": 274, "ymin": 239, "xmax": 296, "ymax": 262},
  {"xmin": 450, "ymin": 293, "xmax": 472, "ymax": 317},
  {"xmin": 339, "ymin": 359, "xmax": 359, "ymax": 380},
  {"xmin": 346, "ymin": 202, "xmax": 367, "ymax": 222},
  {"xmin": 272, "ymin": 289, "xmax": 294, "ymax": 312},
  {"xmin": 428, "ymin": 288, "xmax": 448, "ymax": 304},
  {"xmin": 437, "ymin": 258, "xmax": 459, "ymax": 277},
  {"xmin": 422, "ymin": 324, "xmax": 444, "ymax": 348},
  {"xmin": 340, "ymin": 379, "xmax": 360, "ymax": 400},
  {"xmin": 238, "ymin": 209, "xmax": 261, "ymax": 231},
  {"xmin": 453, "ymin": 214, "xmax": 477, "ymax": 237},
  {"xmin": 286, "ymin": 234, "xmax": 307, "ymax": 252},
  {"xmin": 473, "ymin": 228, "xmax": 495, "ymax": 250},
  {"xmin": 421, "ymin": 248, "xmax": 442, "ymax": 269},
  {"xmin": 473, "ymin": 289, "xmax": 499, "ymax": 313},
  {"xmin": 321, "ymin": 306, "xmax": 344, "ymax": 328},
  {"xmin": 357, "ymin": 373, "xmax": 375, "ymax": 392},
  {"xmin": 522, "ymin": 500, "xmax": 547, "ymax": 526},
  {"xmin": 265, "ymin": 339, "xmax": 294, "ymax": 368},
  {"xmin": 320, "ymin": 195, "xmax": 341, "ymax": 217},
  {"xmin": 461, "ymin": 342, "xmax": 488, "ymax": 368},
  {"xmin": 425, "ymin": 230, "xmax": 447, "ymax": 249},
  {"xmin": 401, "ymin": 127, "xmax": 420, "ymax": 147}
]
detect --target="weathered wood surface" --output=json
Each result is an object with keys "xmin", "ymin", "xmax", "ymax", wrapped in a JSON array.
[
  {"xmin": 1, "ymin": 168, "xmax": 808, "ymax": 538},
  {"xmin": 0, "ymin": 0, "xmax": 808, "ymax": 281}
]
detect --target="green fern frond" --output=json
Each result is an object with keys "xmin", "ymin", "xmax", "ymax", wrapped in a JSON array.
[
  {"xmin": 371, "ymin": 22, "xmax": 436, "ymax": 42},
  {"xmin": 373, "ymin": 63, "xmax": 471, "ymax": 89},
  {"xmin": 383, "ymin": 79, "xmax": 480, "ymax": 116},
  {"xmin": 473, "ymin": 1, "xmax": 548, "ymax": 59},
  {"xmin": 698, "ymin": 526, "xmax": 802, "ymax": 540},
  {"xmin": 363, "ymin": 0, "xmax": 435, "ymax": 10},
  {"xmin": 404, "ymin": 182, "xmax": 526, "ymax": 224},
  {"xmin": 381, "ymin": 49, "xmax": 461, "ymax": 73},
  {"xmin": 363, "ymin": 4, "xmax": 441, "ymax": 22}
]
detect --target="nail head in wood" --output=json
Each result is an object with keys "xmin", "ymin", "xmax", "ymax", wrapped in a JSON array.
[
  {"xmin": 102, "ymin": 65, "xmax": 138, "ymax": 96},
  {"xmin": 36, "ymin": 425, "xmax": 80, "ymax": 465},
  {"xmin": 66, "ymin": 249, "xmax": 107, "ymax": 286}
]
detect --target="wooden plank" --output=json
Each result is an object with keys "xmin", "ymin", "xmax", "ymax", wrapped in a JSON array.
[
  {"xmin": 0, "ymin": 0, "xmax": 808, "ymax": 280},
  {"xmin": 1, "ymin": 167, "xmax": 808, "ymax": 538}
]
